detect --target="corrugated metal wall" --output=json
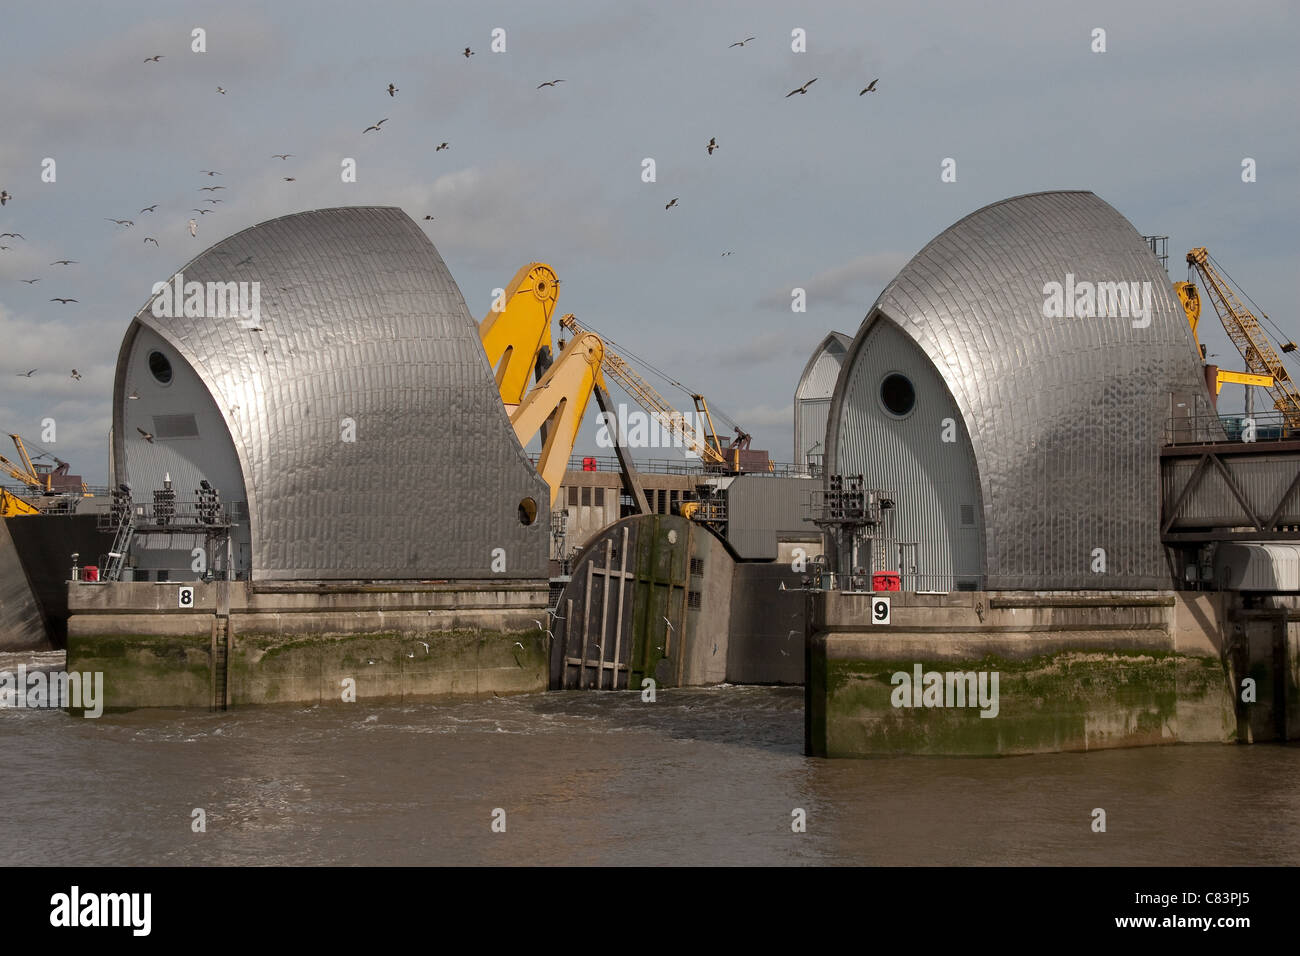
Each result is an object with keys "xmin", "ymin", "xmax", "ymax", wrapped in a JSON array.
[
  {"xmin": 792, "ymin": 332, "xmax": 851, "ymax": 469},
  {"xmin": 724, "ymin": 476, "xmax": 822, "ymax": 560}
]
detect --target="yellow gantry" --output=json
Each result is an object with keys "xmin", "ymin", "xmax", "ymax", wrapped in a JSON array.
[{"xmin": 478, "ymin": 263, "xmax": 559, "ymax": 412}]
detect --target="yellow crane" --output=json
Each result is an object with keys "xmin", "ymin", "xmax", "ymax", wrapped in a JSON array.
[
  {"xmin": 0, "ymin": 488, "xmax": 40, "ymax": 517},
  {"xmin": 1178, "ymin": 247, "xmax": 1300, "ymax": 428}
]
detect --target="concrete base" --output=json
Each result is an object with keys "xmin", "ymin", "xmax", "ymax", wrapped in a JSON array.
[
  {"xmin": 807, "ymin": 590, "xmax": 1242, "ymax": 757},
  {"xmin": 66, "ymin": 580, "xmax": 550, "ymax": 710}
]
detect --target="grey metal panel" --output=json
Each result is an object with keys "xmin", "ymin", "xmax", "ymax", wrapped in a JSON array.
[
  {"xmin": 111, "ymin": 207, "xmax": 548, "ymax": 581},
  {"xmin": 0, "ymin": 517, "xmax": 47, "ymax": 649},
  {"xmin": 1214, "ymin": 543, "xmax": 1300, "ymax": 591},
  {"xmin": 827, "ymin": 191, "xmax": 1218, "ymax": 590},
  {"xmin": 1162, "ymin": 455, "xmax": 1300, "ymax": 529},
  {"xmin": 793, "ymin": 332, "xmax": 852, "ymax": 465},
  {"xmin": 723, "ymin": 476, "xmax": 821, "ymax": 560}
]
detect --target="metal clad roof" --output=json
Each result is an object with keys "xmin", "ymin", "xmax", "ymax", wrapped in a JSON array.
[
  {"xmin": 827, "ymin": 191, "xmax": 1216, "ymax": 590},
  {"xmin": 113, "ymin": 207, "xmax": 549, "ymax": 580}
]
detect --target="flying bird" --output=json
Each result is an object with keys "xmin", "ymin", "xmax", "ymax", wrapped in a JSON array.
[
  {"xmin": 136, "ymin": 427, "xmax": 154, "ymax": 443},
  {"xmin": 422, "ymin": 215, "xmax": 435, "ymax": 220},
  {"xmin": 16, "ymin": 369, "xmax": 36, "ymax": 377},
  {"xmin": 200, "ymin": 170, "xmax": 221, "ymax": 176},
  {"xmin": 363, "ymin": 118, "xmax": 388, "ymax": 133},
  {"xmin": 199, "ymin": 185, "xmax": 226, "ymax": 191},
  {"xmin": 536, "ymin": 79, "xmax": 565, "ymax": 88},
  {"xmin": 463, "ymin": 46, "xmax": 474, "ymax": 58},
  {"xmin": 215, "ymin": 86, "xmax": 226, "ymax": 94},
  {"xmin": 143, "ymin": 55, "xmax": 163, "ymax": 63},
  {"xmin": 0, "ymin": 232, "xmax": 23, "ymax": 239},
  {"xmin": 128, "ymin": 391, "xmax": 139, "ymax": 400},
  {"xmin": 665, "ymin": 197, "xmax": 679, "ymax": 209},
  {"xmin": 387, "ymin": 83, "xmax": 398, "ymax": 96},
  {"xmin": 70, "ymin": 369, "xmax": 81, "ymax": 380},
  {"xmin": 0, "ymin": 190, "xmax": 10, "ymax": 205},
  {"xmin": 105, "ymin": 218, "xmax": 133, "ymax": 226},
  {"xmin": 729, "ymin": 36, "xmax": 756, "ymax": 47},
  {"xmin": 721, "ymin": 251, "xmax": 734, "ymax": 256},
  {"xmin": 707, "ymin": 137, "xmax": 717, "ymax": 155},
  {"xmin": 191, "ymin": 208, "xmax": 211, "ymax": 215},
  {"xmin": 143, "ymin": 237, "xmax": 158, "ymax": 245},
  {"xmin": 786, "ymin": 78, "xmax": 818, "ymax": 97},
  {"xmin": 51, "ymin": 260, "xmax": 76, "ymax": 265},
  {"xmin": 859, "ymin": 79, "xmax": 879, "ymax": 94},
  {"xmin": 663, "ymin": 617, "xmax": 674, "ymax": 631},
  {"xmin": 271, "ymin": 154, "xmax": 293, "ymax": 160},
  {"xmin": 19, "ymin": 278, "xmax": 39, "ymax": 283},
  {"xmin": 435, "ymin": 142, "xmax": 449, "ymax": 151},
  {"xmin": 188, "ymin": 219, "xmax": 198, "ymax": 237},
  {"xmin": 139, "ymin": 205, "xmax": 157, "ymax": 213},
  {"xmin": 283, "ymin": 177, "xmax": 296, "ymax": 182},
  {"xmin": 203, "ymin": 198, "xmax": 222, "ymax": 203},
  {"xmin": 50, "ymin": 297, "xmax": 77, "ymax": 304},
  {"xmin": 0, "ymin": 246, "xmax": 8, "ymax": 252}
]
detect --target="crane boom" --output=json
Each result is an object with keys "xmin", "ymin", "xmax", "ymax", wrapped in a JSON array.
[
  {"xmin": 558, "ymin": 313, "xmax": 727, "ymax": 465},
  {"xmin": 1187, "ymin": 247, "xmax": 1300, "ymax": 428}
]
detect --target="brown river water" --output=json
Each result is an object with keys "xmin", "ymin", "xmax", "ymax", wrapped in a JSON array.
[{"xmin": 2, "ymin": 651, "xmax": 1297, "ymax": 866}]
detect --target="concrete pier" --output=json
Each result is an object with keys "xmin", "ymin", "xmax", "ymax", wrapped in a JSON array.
[
  {"xmin": 805, "ymin": 589, "xmax": 1256, "ymax": 756},
  {"xmin": 66, "ymin": 580, "xmax": 551, "ymax": 709}
]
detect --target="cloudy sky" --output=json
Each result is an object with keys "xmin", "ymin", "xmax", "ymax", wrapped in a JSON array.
[{"xmin": 1, "ymin": 0, "xmax": 1296, "ymax": 483}]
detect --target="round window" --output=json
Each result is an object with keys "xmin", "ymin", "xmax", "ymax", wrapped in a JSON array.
[
  {"xmin": 880, "ymin": 373, "xmax": 915, "ymax": 417},
  {"xmin": 518, "ymin": 497, "xmax": 538, "ymax": 526},
  {"xmin": 147, "ymin": 350, "xmax": 173, "ymax": 385}
]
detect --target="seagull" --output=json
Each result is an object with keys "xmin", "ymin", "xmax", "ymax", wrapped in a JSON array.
[
  {"xmin": 463, "ymin": 46, "xmax": 474, "ymax": 58},
  {"xmin": 0, "ymin": 246, "xmax": 8, "ymax": 251},
  {"xmin": 215, "ymin": 86, "xmax": 226, "ymax": 94},
  {"xmin": 199, "ymin": 185, "xmax": 226, "ymax": 191},
  {"xmin": 192, "ymin": 208, "xmax": 212, "ymax": 215},
  {"xmin": 418, "ymin": 642, "xmax": 429, "ymax": 654},
  {"xmin": 536, "ymin": 79, "xmax": 565, "ymax": 88},
  {"xmin": 363, "ymin": 118, "xmax": 388, "ymax": 133},
  {"xmin": 859, "ymin": 78, "xmax": 879, "ymax": 94},
  {"xmin": 0, "ymin": 190, "xmax": 10, "ymax": 205},
  {"xmin": 143, "ymin": 237, "xmax": 159, "ymax": 245},
  {"xmin": 50, "ymin": 259, "xmax": 76, "ymax": 265},
  {"xmin": 282, "ymin": 177, "xmax": 296, "ymax": 182},
  {"xmin": 136, "ymin": 427, "xmax": 154, "ymax": 443},
  {"xmin": 105, "ymin": 218, "xmax": 133, "ymax": 226},
  {"xmin": 663, "ymin": 617, "xmax": 674, "ymax": 631},
  {"xmin": 546, "ymin": 608, "xmax": 565, "ymax": 621},
  {"xmin": 143, "ymin": 55, "xmax": 163, "ymax": 63},
  {"xmin": 436, "ymin": 142, "xmax": 449, "ymax": 151},
  {"xmin": 513, "ymin": 642, "xmax": 525, "ymax": 650},
  {"xmin": 422, "ymin": 215, "xmax": 435, "ymax": 220},
  {"xmin": 139, "ymin": 205, "xmax": 157, "ymax": 213},
  {"xmin": 779, "ymin": 649, "xmax": 790, "ymax": 656},
  {"xmin": 235, "ymin": 256, "xmax": 254, "ymax": 266},
  {"xmin": 200, "ymin": 170, "xmax": 221, "ymax": 176},
  {"xmin": 188, "ymin": 219, "xmax": 198, "ymax": 237},
  {"xmin": 16, "ymin": 369, "xmax": 36, "ymax": 377},
  {"xmin": 50, "ymin": 297, "xmax": 77, "ymax": 304},
  {"xmin": 707, "ymin": 137, "xmax": 717, "ymax": 155},
  {"xmin": 70, "ymin": 369, "xmax": 81, "ymax": 380},
  {"xmin": 387, "ymin": 83, "xmax": 398, "ymax": 96},
  {"xmin": 271, "ymin": 154, "xmax": 293, "ymax": 160},
  {"xmin": 128, "ymin": 391, "xmax": 139, "ymax": 400},
  {"xmin": 729, "ymin": 36, "xmax": 756, "ymax": 47},
  {"xmin": 0, "ymin": 232, "xmax": 23, "ymax": 239},
  {"xmin": 203, "ymin": 198, "xmax": 223, "ymax": 203},
  {"xmin": 785, "ymin": 77, "xmax": 818, "ymax": 97},
  {"xmin": 721, "ymin": 251, "xmax": 734, "ymax": 256},
  {"xmin": 665, "ymin": 198, "xmax": 678, "ymax": 209},
  {"xmin": 19, "ymin": 278, "xmax": 38, "ymax": 284}
]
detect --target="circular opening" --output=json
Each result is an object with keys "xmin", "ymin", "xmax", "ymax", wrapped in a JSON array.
[
  {"xmin": 147, "ymin": 350, "xmax": 173, "ymax": 385},
  {"xmin": 880, "ymin": 373, "xmax": 915, "ymax": 417},
  {"xmin": 518, "ymin": 497, "xmax": 538, "ymax": 526}
]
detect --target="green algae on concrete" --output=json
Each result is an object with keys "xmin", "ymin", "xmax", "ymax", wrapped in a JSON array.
[
  {"xmin": 815, "ymin": 649, "xmax": 1234, "ymax": 757},
  {"xmin": 67, "ymin": 632, "xmax": 212, "ymax": 710}
]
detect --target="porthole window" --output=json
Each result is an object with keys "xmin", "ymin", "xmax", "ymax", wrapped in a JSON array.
[
  {"xmin": 880, "ymin": 373, "xmax": 915, "ymax": 417},
  {"xmin": 518, "ymin": 497, "xmax": 538, "ymax": 526},
  {"xmin": 147, "ymin": 350, "xmax": 173, "ymax": 385}
]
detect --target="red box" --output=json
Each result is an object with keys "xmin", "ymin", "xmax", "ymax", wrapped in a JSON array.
[
  {"xmin": 582, "ymin": 457, "xmax": 597, "ymax": 471},
  {"xmin": 872, "ymin": 572, "xmax": 900, "ymax": 591},
  {"xmin": 83, "ymin": 565, "xmax": 99, "ymax": 582}
]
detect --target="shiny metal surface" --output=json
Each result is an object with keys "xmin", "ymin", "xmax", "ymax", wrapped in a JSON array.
[
  {"xmin": 793, "ymin": 331, "xmax": 852, "ymax": 468},
  {"xmin": 827, "ymin": 191, "xmax": 1217, "ymax": 589},
  {"xmin": 112, "ymin": 207, "xmax": 549, "ymax": 581}
]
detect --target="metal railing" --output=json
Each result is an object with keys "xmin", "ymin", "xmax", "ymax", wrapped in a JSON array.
[{"xmin": 1165, "ymin": 411, "xmax": 1299, "ymax": 445}]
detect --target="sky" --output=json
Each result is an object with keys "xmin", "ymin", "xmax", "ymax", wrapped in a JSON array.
[{"xmin": 0, "ymin": 0, "xmax": 1296, "ymax": 484}]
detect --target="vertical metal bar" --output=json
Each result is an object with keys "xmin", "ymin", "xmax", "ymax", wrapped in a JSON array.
[
  {"xmin": 611, "ymin": 525, "xmax": 629, "ymax": 690},
  {"xmin": 564, "ymin": 597, "xmax": 574, "ymax": 688},
  {"xmin": 597, "ymin": 538, "xmax": 612, "ymax": 689},
  {"xmin": 581, "ymin": 561, "xmax": 594, "ymax": 689}
]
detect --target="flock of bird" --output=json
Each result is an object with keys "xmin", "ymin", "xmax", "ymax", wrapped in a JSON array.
[{"xmin": 1, "ymin": 33, "xmax": 883, "ymax": 384}]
